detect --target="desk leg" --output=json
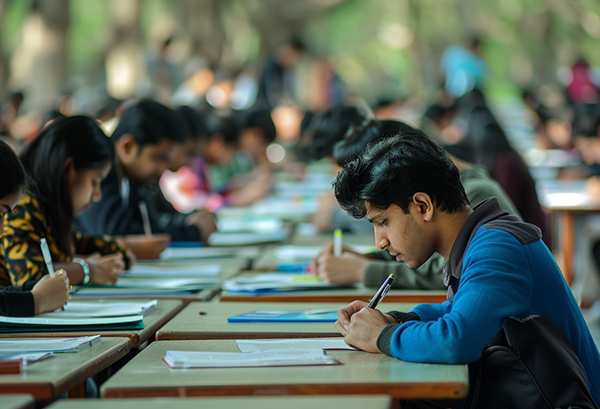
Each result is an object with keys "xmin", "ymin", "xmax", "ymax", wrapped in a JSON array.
[
  {"xmin": 67, "ymin": 381, "xmax": 86, "ymax": 398},
  {"xmin": 562, "ymin": 212, "xmax": 574, "ymax": 286}
]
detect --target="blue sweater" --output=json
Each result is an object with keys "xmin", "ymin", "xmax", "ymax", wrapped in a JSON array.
[{"xmin": 377, "ymin": 198, "xmax": 600, "ymax": 402}]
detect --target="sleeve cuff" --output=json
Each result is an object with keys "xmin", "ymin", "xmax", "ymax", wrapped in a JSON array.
[
  {"xmin": 1, "ymin": 291, "xmax": 35, "ymax": 317},
  {"xmin": 386, "ymin": 311, "xmax": 420, "ymax": 324},
  {"xmin": 377, "ymin": 323, "xmax": 402, "ymax": 356}
]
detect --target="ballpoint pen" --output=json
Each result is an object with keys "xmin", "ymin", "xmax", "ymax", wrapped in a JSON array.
[
  {"xmin": 139, "ymin": 201, "xmax": 152, "ymax": 237},
  {"xmin": 367, "ymin": 274, "xmax": 395, "ymax": 309},
  {"xmin": 40, "ymin": 238, "xmax": 55, "ymax": 277}
]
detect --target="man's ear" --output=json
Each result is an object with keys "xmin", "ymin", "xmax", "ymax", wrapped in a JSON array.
[
  {"xmin": 115, "ymin": 134, "xmax": 139, "ymax": 161},
  {"xmin": 411, "ymin": 192, "xmax": 434, "ymax": 222}
]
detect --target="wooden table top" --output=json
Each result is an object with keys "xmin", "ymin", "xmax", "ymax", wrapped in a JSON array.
[
  {"xmin": 100, "ymin": 339, "xmax": 468, "ymax": 401},
  {"xmin": 155, "ymin": 301, "xmax": 416, "ymax": 340},
  {"xmin": 0, "ymin": 300, "xmax": 183, "ymax": 349},
  {"xmin": 0, "ymin": 337, "xmax": 130, "ymax": 402},
  {"xmin": 46, "ymin": 396, "xmax": 392, "ymax": 409}
]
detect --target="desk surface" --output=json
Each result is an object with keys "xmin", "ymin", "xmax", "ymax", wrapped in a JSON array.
[
  {"xmin": 0, "ymin": 395, "xmax": 35, "ymax": 409},
  {"xmin": 100, "ymin": 339, "xmax": 468, "ymax": 400},
  {"xmin": 47, "ymin": 396, "xmax": 392, "ymax": 409},
  {"xmin": 155, "ymin": 301, "xmax": 415, "ymax": 340},
  {"xmin": 0, "ymin": 337, "xmax": 130, "ymax": 402},
  {"xmin": 0, "ymin": 300, "xmax": 183, "ymax": 349},
  {"xmin": 73, "ymin": 288, "xmax": 218, "ymax": 305}
]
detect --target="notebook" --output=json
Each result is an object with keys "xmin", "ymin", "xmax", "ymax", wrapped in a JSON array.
[{"xmin": 227, "ymin": 309, "xmax": 338, "ymax": 323}]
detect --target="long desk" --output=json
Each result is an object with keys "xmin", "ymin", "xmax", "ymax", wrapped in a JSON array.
[
  {"xmin": 0, "ymin": 300, "xmax": 183, "ymax": 349},
  {"xmin": 0, "ymin": 337, "xmax": 130, "ymax": 401},
  {"xmin": 155, "ymin": 301, "xmax": 415, "ymax": 340},
  {"xmin": 46, "ymin": 396, "xmax": 392, "ymax": 409},
  {"xmin": 100, "ymin": 339, "xmax": 468, "ymax": 401},
  {"xmin": 0, "ymin": 395, "xmax": 35, "ymax": 409}
]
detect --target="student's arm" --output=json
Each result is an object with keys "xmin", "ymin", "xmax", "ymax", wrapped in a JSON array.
[
  {"xmin": 363, "ymin": 254, "xmax": 448, "ymax": 290},
  {"xmin": 0, "ymin": 289, "xmax": 34, "ymax": 316},
  {"xmin": 381, "ymin": 229, "xmax": 533, "ymax": 364},
  {"xmin": 74, "ymin": 232, "xmax": 133, "ymax": 270}
]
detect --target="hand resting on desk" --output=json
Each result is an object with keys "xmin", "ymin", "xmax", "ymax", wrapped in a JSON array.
[
  {"xmin": 311, "ymin": 241, "xmax": 371, "ymax": 285},
  {"xmin": 335, "ymin": 300, "xmax": 396, "ymax": 353}
]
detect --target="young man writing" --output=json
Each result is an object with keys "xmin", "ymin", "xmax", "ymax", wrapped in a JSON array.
[{"xmin": 333, "ymin": 133, "xmax": 600, "ymax": 406}]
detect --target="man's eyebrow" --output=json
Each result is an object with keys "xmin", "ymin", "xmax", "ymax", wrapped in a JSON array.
[{"xmin": 367, "ymin": 213, "xmax": 384, "ymax": 224}]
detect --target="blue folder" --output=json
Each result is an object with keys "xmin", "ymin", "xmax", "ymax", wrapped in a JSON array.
[{"xmin": 227, "ymin": 310, "xmax": 338, "ymax": 323}]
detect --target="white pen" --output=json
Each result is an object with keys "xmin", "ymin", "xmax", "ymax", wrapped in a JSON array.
[
  {"xmin": 138, "ymin": 201, "xmax": 152, "ymax": 237},
  {"xmin": 333, "ymin": 228, "xmax": 343, "ymax": 257},
  {"xmin": 39, "ymin": 238, "xmax": 55, "ymax": 277}
]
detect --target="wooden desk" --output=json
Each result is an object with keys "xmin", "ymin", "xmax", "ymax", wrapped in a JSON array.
[
  {"xmin": 0, "ymin": 300, "xmax": 183, "ymax": 349},
  {"xmin": 538, "ymin": 179, "xmax": 600, "ymax": 285},
  {"xmin": 155, "ymin": 301, "xmax": 415, "ymax": 340},
  {"xmin": 46, "ymin": 396, "xmax": 392, "ymax": 409},
  {"xmin": 0, "ymin": 395, "xmax": 35, "ymax": 409},
  {"xmin": 0, "ymin": 337, "xmax": 130, "ymax": 402},
  {"xmin": 100, "ymin": 340, "xmax": 468, "ymax": 401},
  {"xmin": 73, "ymin": 288, "xmax": 218, "ymax": 305}
]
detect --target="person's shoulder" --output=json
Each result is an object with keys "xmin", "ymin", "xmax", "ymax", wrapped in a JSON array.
[{"xmin": 478, "ymin": 217, "xmax": 542, "ymax": 246}]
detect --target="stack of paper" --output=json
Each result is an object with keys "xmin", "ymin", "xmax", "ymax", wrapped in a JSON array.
[
  {"xmin": 222, "ymin": 273, "xmax": 355, "ymax": 294},
  {"xmin": 236, "ymin": 339, "xmax": 354, "ymax": 352},
  {"xmin": 0, "ymin": 335, "xmax": 100, "ymax": 353},
  {"xmin": 217, "ymin": 217, "xmax": 283, "ymax": 233},
  {"xmin": 38, "ymin": 301, "xmax": 157, "ymax": 319},
  {"xmin": 0, "ymin": 314, "xmax": 144, "ymax": 333},
  {"xmin": 160, "ymin": 247, "xmax": 240, "ymax": 261},
  {"xmin": 163, "ymin": 349, "xmax": 338, "ymax": 368},
  {"xmin": 125, "ymin": 264, "xmax": 222, "ymax": 278},
  {"xmin": 76, "ymin": 277, "xmax": 218, "ymax": 297}
]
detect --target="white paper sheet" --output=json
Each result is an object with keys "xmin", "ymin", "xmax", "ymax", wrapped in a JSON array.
[
  {"xmin": 0, "ymin": 335, "xmax": 100, "ymax": 353},
  {"xmin": 125, "ymin": 264, "xmax": 222, "ymax": 278},
  {"xmin": 163, "ymin": 349, "xmax": 338, "ymax": 368},
  {"xmin": 37, "ymin": 300, "xmax": 157, "ymax": 318}
]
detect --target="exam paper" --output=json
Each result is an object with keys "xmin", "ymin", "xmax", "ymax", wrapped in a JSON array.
[
  {"xmin": 0, "ymin": 335, "xmax": 100, "ymax": 353},
  {"xmin": 38, "ymin": 300, "xmax": 157, "ymax": 318},
  {"xmin": 125, "ymin": 264, "xmax": 222, "ymax": 278},
  {"xmin": 236, "ymin": 339, "xmax": 355, "ymax": 353},
  {"xmin": 160, "ymin": 247, "xmax": 239, "ymax": 260},
  {"xmin": 163, "ymin": 349, "xmax": 338, "ymax": 368},
  {"xmin": 0, "ymin": 352, "xmax": 50, "ymax": 364},
  {"xmin": 207, "ymin": 231, "xmax": 288, "ymax": 247}
]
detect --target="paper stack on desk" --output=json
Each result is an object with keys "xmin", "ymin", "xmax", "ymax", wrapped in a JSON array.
[
  {"xmin": 163, "ymin": 349, "xmax": 339, "ymax": 368},
  {"xmin": 222, "ymin": 273, "xmax": 355, "ymax": 294},
  {"xmin": 125, "ymin": 264, "xmax": 222, "ymax": 278}
]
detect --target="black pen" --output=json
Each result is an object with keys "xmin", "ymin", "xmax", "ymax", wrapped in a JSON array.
[{"xmin": 367, "ymin": 274, "xmax": 395, "ymax": 309}]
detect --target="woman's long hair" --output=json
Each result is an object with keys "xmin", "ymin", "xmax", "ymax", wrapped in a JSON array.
[
  {"xmin": 20, "ymin": 116, "xmax": 114, "ymax": 256},
  {"xmin": 0, "ymin": 140, "xmax": 30, "ymax": 200}
]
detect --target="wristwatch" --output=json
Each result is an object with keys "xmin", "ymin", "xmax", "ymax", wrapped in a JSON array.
[{"xmin": 72, "ymin": 258, "xmax": 90, "ymax": 285}]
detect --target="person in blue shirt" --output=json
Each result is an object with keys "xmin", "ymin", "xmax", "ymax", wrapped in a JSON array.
[{"xmin": 333, "ymin": 132, "xmax": 600, "ymax": 407}]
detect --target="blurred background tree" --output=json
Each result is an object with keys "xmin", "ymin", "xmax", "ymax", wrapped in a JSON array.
[{"xmin": 1, "ymin": 0, "xmax": 600, "ymax": 112}]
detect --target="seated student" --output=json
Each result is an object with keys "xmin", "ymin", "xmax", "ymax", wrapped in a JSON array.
[
  {"xmin": 147, "ymin": 105, "xmax": 217, "ymax": 238},
  {"xmin": 1, "ymin": 116, "xmax": 131, "ymax": 287},
  {"xmin": 333, "ymin": 133, "xmax": 600, "ymax": 407},
  {"xmin": 76, "ymin": 100, "xmax": 215, "ymax": 247},
  {"xmin": 0, "ymin": 139, "xmax": 70, "ymax": 316},
  {"xmin": 312, "ymin": 119, "xmax": 520, "ymax": 289}
]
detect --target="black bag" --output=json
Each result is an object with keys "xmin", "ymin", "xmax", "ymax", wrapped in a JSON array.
[{"xmin": 466, "ymin": 315, "xmax": 599, "ymax": 409}]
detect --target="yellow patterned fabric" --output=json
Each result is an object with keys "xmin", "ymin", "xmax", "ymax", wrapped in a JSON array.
[{"xmin": 0, "ymin": 194, "xmax": 130, "ymax": 286}]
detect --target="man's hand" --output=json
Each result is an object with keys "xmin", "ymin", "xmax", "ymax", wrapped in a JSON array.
[
  {"xmin": 87, "ymin": 253, "xmax": 125, "ymax": 285},
  {"xmin": 335, "ymin": 300, "xmax": 397, "ymax": 353},
  {"xmin": 310, "ymin": 241, "xmax": 368, "ymax": 285},
  {"xmin": 187, "ymin": 210, "xmax": 217, "ymax": 245}
]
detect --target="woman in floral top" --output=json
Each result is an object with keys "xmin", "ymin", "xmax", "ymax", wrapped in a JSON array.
[{"xmin": 0, "ymin": 116, "xmax": 133, "ymax": 286}]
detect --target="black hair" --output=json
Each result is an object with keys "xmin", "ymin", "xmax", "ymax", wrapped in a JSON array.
[
  {"xmin": 20, "ymin": 116, "xmax": 114, "ymax": 256},
  {"xmin": 204, "ymin": 112, "xmax": 240, "ymax": 146},
  {"xmin": 572, "ymin": 103, "xmax": 600, "ymax": 138},
  {"xmin": 240, "ymin": 109, "xmax": 277, "ymax": 144},
  {"xmin": 111, "ymin": 99, "xmax": 186, "ymax": 146},
  {"xmin": 305, "ymin": 105, "xmax": 367, "ymax": 160},
  {"xmin": 176, "ymin": 106, "xmax": 208, "ymax": 141},
  {"xmin": 0, "ymin": 139, "xmax": 30, "ymax": 200},
  {"xmin": 333, "ymin": 132, "xmax": 469, "ymax": 219},
  {"xmin": 332, "ymin": 119, "xmax": 425, "ymax": 166}
]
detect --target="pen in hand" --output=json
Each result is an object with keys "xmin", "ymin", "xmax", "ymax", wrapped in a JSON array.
[
  {"xmin": 40, "ymin": 238, "xmax": 55, "ymax": 277},
  {"xmin": 367, "ymin": 274, "xmax": 395, "ymax": 309}
]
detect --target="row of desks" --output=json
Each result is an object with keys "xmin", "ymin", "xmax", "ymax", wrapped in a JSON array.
[{"xmin": 0, "ymin": 233, "xmax": 464, "ymax": 407}]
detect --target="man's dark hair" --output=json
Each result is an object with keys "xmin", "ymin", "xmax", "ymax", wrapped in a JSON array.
[
  {"xmin": 334, "ymin": 132, "xmax": 469, "ymax": 219},
  {"xmin": 333, "ymin": 119, "xmax": 425, "ymax": 166},
  {"xmin": 204, "ymin": 111, "xmax": 240, "ymax": 146},
  {"xmin": 305, "ymin": 105, "xmax": 366, "ymax": 160},
  {"xmin": 241, "ymin": 109, "xmax": 277, "ymax": 144},
  {"xmin": 176, "ymin": 106, "xmax": 208, "ymax": 141},
  {"xmin": 111, "ymin": 99, "xmax": 186, "ymax": 146}
]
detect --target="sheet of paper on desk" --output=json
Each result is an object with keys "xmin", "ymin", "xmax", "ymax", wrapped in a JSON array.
[
  {"xmin": 236, "ymin": 339, "xmax": 354, "ymax": 353},
  {"xmin": 0, "ymin": 314, "xmax": 144, "ymax": 332},
  {"xmin": 217, "ymin": 217, "xmax": 283, "ymax": 233},
  {"xmin": 0, "ymin": 335, "xmax": 100, "ymax": 353},
  {"xmin": 125, "ymin": 264, "xmax": 222, "ymax": 278},
  {"xmin": 108, "ymin": 277, "xmax": 218, "ymax": 289},
  {"xmin": 227, "ymin": 309, "xmax": 339, "ymax": 322},
  {"xmin": 222, "ymin": 273, "xmax": 354, "ymax": 293},
  {"xmin": 275, "ymin": 245, "xmax": 377, "ymax": 261},
  {"xmin": 207, "ymin": 231, "xmax": 288, "ymax": 247},
  {"xmin": 37, "ymin": 300, "xmax": 157, "ymax": 318},
  {"xmin": 163, "ymin": 349, "xmax": 339, "ymax": 368},
  {"xmin": 0, "ymin": 352, "xmax": 50, "ymax": 363}
]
